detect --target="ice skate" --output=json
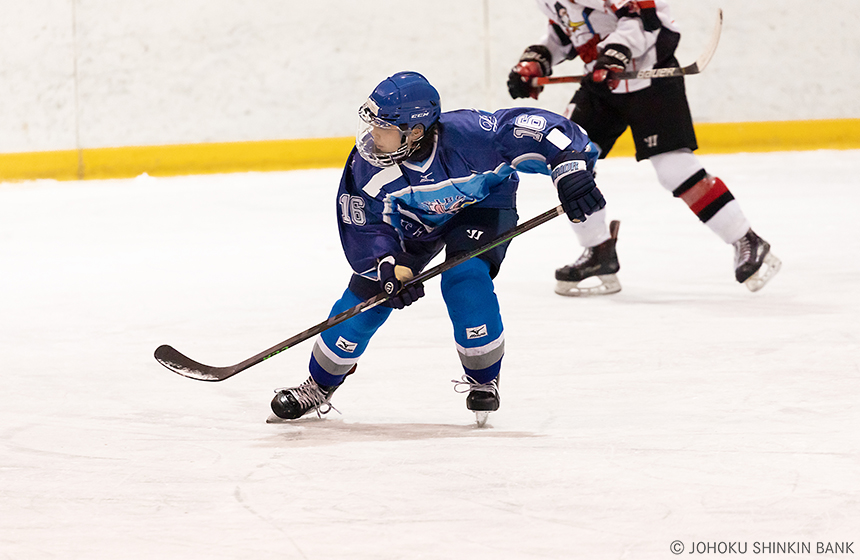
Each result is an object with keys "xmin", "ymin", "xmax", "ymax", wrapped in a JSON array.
[
  {"xmin": 453, "ymin": 375, "xmax": 500, "ymax": 427},
  {"xmin": 555, "ymin": 220, "xmax": 621, "ymax": 296},
  {"xmin": 270, "ymin": 376, "xmax": 341, "ymax": 420},
  {"xmin": 733, "ymin": 228, "xmax": 781, "ymax": 292}
]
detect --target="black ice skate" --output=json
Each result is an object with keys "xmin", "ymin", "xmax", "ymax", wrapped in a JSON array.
[
  {"xmin": 555, "ymin": 220, "xmax": 621, "ymax": 297},
  {"xmin": 732, "ymin": 228, "xmax": 781, "ymax": 292},
  {"xmin": 270, "ymin": 376, "xmax": 341, "ymax": 420},
  {"xmin": 453, "ymin": 375, "xmax": 500, "ymax": 427}
]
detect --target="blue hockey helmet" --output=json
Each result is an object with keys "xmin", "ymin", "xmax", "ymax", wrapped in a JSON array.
[{"xmin": 357, "ymin": 71, "xmax": 441, "ymax": 167}]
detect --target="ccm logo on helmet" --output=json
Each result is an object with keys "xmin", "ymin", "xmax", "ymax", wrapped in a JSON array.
[{"xmin": 411, "ymin": 111, "xmax": 430, "ymax": 119}]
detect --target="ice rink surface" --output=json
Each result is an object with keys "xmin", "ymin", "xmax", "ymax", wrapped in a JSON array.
[{"xmin": 1, "ymin": 151, "xmax": 858, "ymax": 559}]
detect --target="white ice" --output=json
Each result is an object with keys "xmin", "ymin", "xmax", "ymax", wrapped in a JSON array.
[{"xmin": 1, "ymin": 151, "xmax": 858, "ymax": 559}]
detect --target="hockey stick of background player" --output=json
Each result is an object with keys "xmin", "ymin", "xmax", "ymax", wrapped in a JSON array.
[
  {"xmin": 154, "ymin": 205, "xmax": 568, "ymax": 382},
  {"xmin": 533, "ymin": 9, "xmax": 722, "ymax": 87}
]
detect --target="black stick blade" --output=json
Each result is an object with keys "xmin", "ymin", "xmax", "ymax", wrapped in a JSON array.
[{"xmin": 154, "ymin": 344, "xmax": 239, "ymax": 382}]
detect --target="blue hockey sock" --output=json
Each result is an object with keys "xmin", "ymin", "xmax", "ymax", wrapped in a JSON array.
[
  {"xmin": 309, "ymin": 354, "xmax": 348, "ymax": 387},
  {"xmin": 464, "ymin": 358, "xmax": 502, "ymax": 385},
  {"xmin": 441, "ymin": 258, "xmax": 504, "ymax": 380},
  {"xmin": 309, "ymin": 287, "xmax": 392, "ymax": 384}
]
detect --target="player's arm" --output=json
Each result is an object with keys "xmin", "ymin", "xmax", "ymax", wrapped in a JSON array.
[
  {"xmin": 592, "ymin": 2, "xmax": 662, "ymax": 89},
  {"xmin": 495, "ymin": 108, "xmax": 604, "ymax": 223},
  {"xmin": 337, "ymin": 153, "xmax": 424, "ymax": 309},
  {"xmin": 336, "ymin": 153, "xmax": 403, "ymax": 278}
]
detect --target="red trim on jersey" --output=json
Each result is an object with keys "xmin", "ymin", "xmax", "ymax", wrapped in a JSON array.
[{"xmin": 611, "ymin": 1, "xmax": 657, "ymax": 13}]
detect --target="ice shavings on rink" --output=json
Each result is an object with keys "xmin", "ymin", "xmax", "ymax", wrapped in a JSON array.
[{"xmin": 0, "ymin": 151, "xmax": 858, "ymax": 559}]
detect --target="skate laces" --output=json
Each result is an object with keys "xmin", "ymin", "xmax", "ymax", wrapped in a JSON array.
[
  {"xmin": 572, "ymin": 247, "xmax": 596, "ymax": 267},
  {"xmin": 734, "ymin": 234, "xmax": 751, "ymax": 258},
  {"xmin": 733, "ymin": 232, "xmax": 754, "ymax": 268},
  {"xmin": 275, "ymin": 378, "xmax": 340, "ymax": 417},
  {"xmin": 452, "ymin": 375, "xmax": 499, "ymax": 396}
]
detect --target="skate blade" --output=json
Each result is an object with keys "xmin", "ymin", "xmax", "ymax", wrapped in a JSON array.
[
  {"xmin": 475, "ymin": 411, "xmax": 490, "ymax": 427},
  {"xmin": 744, "ymin": 252, "xmax": 782, "ymax": 292},
  {"xmin": 555, "ymin": 274, "xmax": 621, "ymax": 297}
]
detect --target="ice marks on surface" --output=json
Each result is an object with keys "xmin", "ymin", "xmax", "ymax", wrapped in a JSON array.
[{"xmin": 264, "ymin": 417, "xmax": 541, "ymax": 447}]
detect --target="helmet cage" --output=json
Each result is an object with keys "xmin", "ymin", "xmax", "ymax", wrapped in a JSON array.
[{"xmin": 356, "ymin": 101, "xmax": 421, "ymax": 168}]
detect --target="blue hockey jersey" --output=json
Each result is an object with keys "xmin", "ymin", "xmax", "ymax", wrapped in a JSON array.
[{"xmin": 336, "ymin": 107, "xmax": 596, "ymax": 279}]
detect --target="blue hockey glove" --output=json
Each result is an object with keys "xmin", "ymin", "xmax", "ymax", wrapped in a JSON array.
[
  {"xmin": 377, "ymin": 256, "xmax": 425, "ymax": 309},
  {"xmin": 551, "ymin": 151, "xmax": 605, "ymax": 222},
  {"xmin": 591, "ymin": 44, "xmax": 631, "ymax": 90}
]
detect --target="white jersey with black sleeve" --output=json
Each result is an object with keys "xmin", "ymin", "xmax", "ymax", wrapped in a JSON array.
[{"xmin": 534, "ymin": 0, "xmax": 682, "ymax": 93}]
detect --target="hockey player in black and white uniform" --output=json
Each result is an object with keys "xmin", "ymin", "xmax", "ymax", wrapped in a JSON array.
[{"xmin": 508, "ymin": 0, "xmax": 781, "ymax": 295}]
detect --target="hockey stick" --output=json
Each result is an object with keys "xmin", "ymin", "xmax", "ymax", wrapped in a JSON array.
[
  {"xmin": 533, "ymin": 9, "xmax": 722, "ymax": 86},
  {"xmin": 155, "ymin": 205, "xmax": 566, "ymax": 382}
]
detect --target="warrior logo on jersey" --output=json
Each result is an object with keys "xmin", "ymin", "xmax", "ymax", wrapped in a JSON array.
[{"xmin": 421, "ymin": 195, "xmax": 470, "ymax": 215}]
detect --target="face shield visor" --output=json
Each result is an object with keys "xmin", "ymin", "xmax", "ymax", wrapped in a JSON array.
[{"xmin": 356, "ymin": 101, "xmax": 414, "ymax": 168}]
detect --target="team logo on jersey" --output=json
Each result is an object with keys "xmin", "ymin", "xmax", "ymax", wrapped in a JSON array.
[
  {"xmin": 552, "ymin": 2, "xmax": 586, "ymax": 34},
  {"xmin": 335, "ymin": 337, "xmax": 358, "ymax": 353},
  {"xmin": 479, "ymin": 114, "xmax": 498, "ymax": 132},
  {"xmin": 466, "ymin": 325, "xmax": 488, "ymax": 340},
  {"xmin": 422, "ymin": 195, "xmax": 469, "ymax": 215},
  {"xmin": 420, "ymin": 172, "xmax": 434, "ymax": 183}
]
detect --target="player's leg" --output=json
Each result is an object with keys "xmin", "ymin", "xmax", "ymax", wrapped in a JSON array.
[
  {"xmin": 628, "ymin": 78, "xmax": 780, "ymax": 290},
  {"xmin": 440, "ymin": 208, "xmax": 516, "ymax": 421},
  {"xmin": 443, "ymin": 258, "xmax": 504, "ymax": 412},
  {"xmin": 271, "ymin": 280, "xmax": 392, "ymax": 419},
  {"xmin": 556, "ymin": 85, "xmax": 627, "ymax": 296},
  {"xmin": 625, "ymin": 78, "xmax": 750, "ymax": 242},
  {"xmin": 650, "ymin": 150, "xmax": 750, "ymax": 242}
]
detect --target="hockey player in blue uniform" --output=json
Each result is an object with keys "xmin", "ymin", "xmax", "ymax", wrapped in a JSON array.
[{"xmin": 271, "ymin": 71, "xmax": 603, "ymax": 423}]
